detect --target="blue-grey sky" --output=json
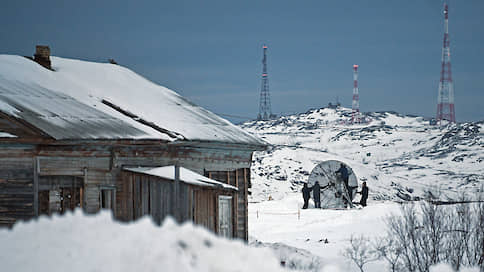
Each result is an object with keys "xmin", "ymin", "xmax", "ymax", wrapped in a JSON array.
[{"xmin": 1, "ymin": 0, "xmax": 483, "ymax": 122}]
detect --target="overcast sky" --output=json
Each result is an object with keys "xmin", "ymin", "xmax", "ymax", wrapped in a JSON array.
[{"xmin": 1, "ymin": 0, "xmax": 483, "ymax": 122}]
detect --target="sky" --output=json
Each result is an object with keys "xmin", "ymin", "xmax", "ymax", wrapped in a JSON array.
[{"xmin": 1, "ymin": 0, "xmax": 483, "ymax": 123}]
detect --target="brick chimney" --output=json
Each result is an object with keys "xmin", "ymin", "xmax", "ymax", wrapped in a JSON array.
[{"xmin": 34, "ymin": 45, "xmax": 51, "ymax": 70}]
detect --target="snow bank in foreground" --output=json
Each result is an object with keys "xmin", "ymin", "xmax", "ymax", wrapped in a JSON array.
[
  {"xmin": 251, "ymin": 240, "xmax": 326, "ymax": 271},
  {"xmin": 0, "ymin": 211, "xmax": 284, "ymax": 272},
  {"xmin": 430, "ymin": 263, "xmax": 480, "ymax": 272}
]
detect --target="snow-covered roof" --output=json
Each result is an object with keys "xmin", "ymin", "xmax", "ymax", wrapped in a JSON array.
[
  {"xmin": 124, "ymin": 166, "xmax": 238, "ymax": 191},
  {"xmin": 0, "ymin": 78, "xmax": 153, "ymax": 139},
  {"xmin": 0, "ymin": 55, "xmax": 265, "ymax": 146}
]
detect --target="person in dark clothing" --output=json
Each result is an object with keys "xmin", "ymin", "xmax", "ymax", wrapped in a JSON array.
[
  {"xmin": 335, "ymin": 163, "xmax": 349, "ymax": 183},
  {"xmin": 358, "ymin": 182, "xmax": 369, "ymax": 207},
  {"xmin": 301, "ymin": 183, "xmax": 311, "ymax": 209},
  {"xmin": 335, "ymin": 163, "xmax": 351, "ymax": 199},
  {"xmin": 313, "ymin": 181, "xmax": 321, "ymax": 208}
]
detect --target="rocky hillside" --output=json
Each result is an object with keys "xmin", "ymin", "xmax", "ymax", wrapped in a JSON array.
[{"xmin": 241, "ymin": 107, "xmax": 483, "ymax": 202}]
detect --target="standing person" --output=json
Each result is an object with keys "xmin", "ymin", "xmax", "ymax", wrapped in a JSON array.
[
  {"xmin": 358, "ymin": 182, "xmax": 369, "ymax": 207},
  {"xmin": 313, "ymin": 181, "xmax": 321, "ymax": 208},
  {"xmin": 301, "ymin": 183, "xmax": 311, "ymax": 209},
  {"xmin": 335, "ymin": 163, "xmax": 351, "ymax": 199}
]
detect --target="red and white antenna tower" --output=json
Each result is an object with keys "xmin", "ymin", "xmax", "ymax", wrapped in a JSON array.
[
  {"xmin": 352, "ymin": 64, "xmax": 360, "ymax": 124},
  {"xmin": 436, "ymin": 3, "xmax": 456, "ymax": 124}
]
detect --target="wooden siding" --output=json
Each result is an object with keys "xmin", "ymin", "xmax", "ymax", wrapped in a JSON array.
[
  {"xmin": 193, "ymin": 189, "xmax": 217, "ymax": 231},
  {"xmin": 0, "ymin": 147, "xmax": 35, "ymax": 227},
  {"xmin": 119, "ymin": 171, "xmax": 235, "ymax": 236},
  {"xmin": 0, "ymin": 142, "xmax": 254, "ymax": 240},
  {"xmin": 205, "ymin": 169, "xmax": 250, "ymax": 240},
  {"xmin": 120, "ymin": 171, "xmax": 181, "ymax": 224}
]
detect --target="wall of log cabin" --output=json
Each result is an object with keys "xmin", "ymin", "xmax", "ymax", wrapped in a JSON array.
[
  {"xmin": 0, "ymin": 145, "xmax": 35, "ymax": 226},
  {"xmin": 206, "ymin": 169, "xmax": 250, "ymax": 240},
  {"xmin": 0, "ymin": 142, "xmax": 254, "ymax": 240},
  {"xmin": 119, "ymin": 171, "xmax": 236, "ymax": 237}
]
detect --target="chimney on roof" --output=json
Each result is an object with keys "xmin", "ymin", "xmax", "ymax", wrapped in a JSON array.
[{"xmin": 34, "ymin": 45, "xmax": 51, "ymax": 70}]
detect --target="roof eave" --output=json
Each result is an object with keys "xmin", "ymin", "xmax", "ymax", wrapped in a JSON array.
[{"xmin": 168, "ymin": 140, "xmax": 268, "ymax": 151}]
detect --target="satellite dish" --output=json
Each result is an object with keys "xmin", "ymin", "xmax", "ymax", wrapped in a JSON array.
[{"xmin": 307, "ymin": 160, "xmax": 358, "ymax": 209}]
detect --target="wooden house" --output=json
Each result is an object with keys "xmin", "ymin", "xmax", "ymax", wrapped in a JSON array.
[{"xmin": 0, "ymin": 47, "xmax": 266, "ymax": 240}]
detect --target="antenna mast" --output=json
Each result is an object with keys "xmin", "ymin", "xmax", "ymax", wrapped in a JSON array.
[
  {"xmin": 436, "ymin": 3, "xmax": 456, "ymax": 124},
  {"xmin": 258, "ymin": 45, "xmax": 274, "ymax": 120},
  {"xmin": 352, "ymin": 64, "xmax": 360, "ymax": 124}
]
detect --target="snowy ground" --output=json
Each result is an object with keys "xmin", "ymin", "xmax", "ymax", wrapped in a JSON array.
[
  {"xmin": 0, "ymin": 204, "xmax": 479, "ymax": 272},
  {"xmin": 249, "ymin": 194, "xmax": 480, "ymax": 272},
  {"xmin": 0, "ymin": 211, "xmax": 285, "ymax": 272},
  {"xmin": 249, "ymin": 194, "xmax": 399, "ymax": 271}
]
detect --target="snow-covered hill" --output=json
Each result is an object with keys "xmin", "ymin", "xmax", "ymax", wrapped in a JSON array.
[{"xmin": 241, "ymin": 107, "xmax": 483, "ymax": 203}]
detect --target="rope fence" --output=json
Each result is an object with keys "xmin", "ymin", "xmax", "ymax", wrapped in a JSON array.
[{"xmin": 249, "ymin": 208, "xmax": 301, "ymax": 220}]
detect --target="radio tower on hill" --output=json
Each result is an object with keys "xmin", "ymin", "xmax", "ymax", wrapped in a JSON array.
[
  {"xmin": 436, "ymin": 3, "xmax": 456, "ymax": 124},
  {"xmin": 258, "ymin": 45, "xmax": 274, "ymax": 120},
  {"xmin": 351, "ymin": 64, "xmax": 360, "ymax": 124}
]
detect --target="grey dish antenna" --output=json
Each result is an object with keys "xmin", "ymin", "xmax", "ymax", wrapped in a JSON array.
[{"xmin": 308, "ymin": 160, "xmax": 358, "ymax": 209}]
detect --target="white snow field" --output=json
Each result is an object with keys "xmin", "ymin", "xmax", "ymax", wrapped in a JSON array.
[
  {"xmin": 249, "ymin": 195, "xmax": 481, "ymax": 272},
  {"xmin": 0, "ymin": 210, "xmax": 285, "ymax": 272},
  {"xmin": 249, "ymin": 195, "xmax": 400, "ymax": 271}
]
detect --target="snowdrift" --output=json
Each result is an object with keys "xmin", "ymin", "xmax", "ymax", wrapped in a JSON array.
[{"xmin": 0, "ymin": 211, "xmax": 284, "ymax": 272}]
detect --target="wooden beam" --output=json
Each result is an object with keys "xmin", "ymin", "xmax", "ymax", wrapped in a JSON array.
[
  {"xmin": 82, "ymin": 167, "xmax": 87, "ymax": 210},
  {"xmin": 234, "ymin": 169, "xmax": 239, "ymax": 238},
  {"xmin": 174, "ymin": 164, "xmax": 180, "ymax": 222},
  {"xmin": 39, "ymin": 170, "xmax": 84, "ymax": 176},
  {"xmin": 72, "ymin": 178, "xmax": 77, "ymax": 210},
  {"xmin": 0, "ymin": 111, "xmax": 51, "ymax": 139},
  {"xmin": 244, "ymin": 168, "xmax": 248, "ymax": 241},
  {"xmin": 33, "ymin": 157, "xmax": 39, "ymax": 217}
]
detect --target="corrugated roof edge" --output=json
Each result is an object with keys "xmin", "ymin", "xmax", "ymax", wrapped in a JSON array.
[
  {"xmin": 167, "ymin": 139, "xmax": 268, "ymax": 151},
  {"xmin": 123, "ymin": 166, "xmax": 238, "ymax": 191}
]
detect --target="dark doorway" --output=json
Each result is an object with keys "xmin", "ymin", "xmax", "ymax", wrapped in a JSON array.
[{"xmin": 38, "ymin": 176, "xmax": 84, "ymax": 215}]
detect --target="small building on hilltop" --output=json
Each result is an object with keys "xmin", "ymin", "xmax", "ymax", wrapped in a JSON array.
[{"xmin": 0, "ymin": 46, "xmax": 266, "ymax": 240}]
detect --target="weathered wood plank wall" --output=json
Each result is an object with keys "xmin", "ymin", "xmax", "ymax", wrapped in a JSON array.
[
  {"xmin": 119, "ymin": 171, "xmax": 236, "ymax": 236},
  {"xmin": 0, "ymin": 146, "xmax": 35, "ymax": 227},
  {"xmin": 193, "ymin": 189, "xmax": 217, "ymax": 231},
  {"xmin": 205, "ymin": 169, "xmax": 250, "ymax": 240},
  {"xmin": 0, "ymin": 142, "xmax": 255, "ymax": 239}
]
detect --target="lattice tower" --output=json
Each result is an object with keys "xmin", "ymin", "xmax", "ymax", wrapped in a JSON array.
[
  {"xmin": 258, "ymin": 45, "xmax": 273, "ymax": 120},
  {"xmin": 436, "ymin": 3, "xmax": 456, "ymax": 124}
]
